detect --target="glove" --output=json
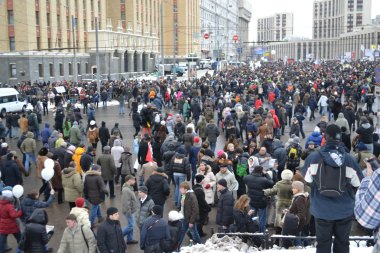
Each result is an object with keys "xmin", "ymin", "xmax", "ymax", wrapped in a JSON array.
[
  {"xmin": 205, "ymin": 184, "xmax": 211, "ymax": 189},
  {"xmin": 50, "ymin": 189, "xmax": 55, "ymax": 195}
]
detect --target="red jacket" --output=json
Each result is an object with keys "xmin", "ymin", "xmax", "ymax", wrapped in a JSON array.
[
  {"xmin": 0, "ymin": 199, "xmax": 23, "ymax": 234},
  {"xmin": 270, "ymin": 110, "xmax": 280, "ymax": 129},
  {"xmin": 268, "ymin": 92, "xmax": 276, "ymax": 104},
  {"xmin": 255, "ymin": 99, "xmax": 263, "ymax": 109}
]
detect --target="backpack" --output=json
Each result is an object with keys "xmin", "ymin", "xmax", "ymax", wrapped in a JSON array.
[
  {"xmin": 315, "ymin": 151, "xmax": 347, "ymax": 198},
  {"xmin": 288, "ymin": 147, "xmax": 298, "ymax": 159},
  {"xmin": 236, "ymin": 157, "xmax": 248, "ymax": 177}
]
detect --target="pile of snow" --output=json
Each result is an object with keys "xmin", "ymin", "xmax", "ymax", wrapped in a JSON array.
[{"xmin": 180, "ymin": 234, "xmax": 374, "ymax": 253}]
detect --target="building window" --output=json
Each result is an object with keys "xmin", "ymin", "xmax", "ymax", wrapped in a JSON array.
[
  {"xmin": 9, "ymin": 37, "xmax": 15, "ymax": 51},
  {"xmin": 85, "ymin": 62, "xmax": 89, "ymax": 73},
  {"xmin": 49, "ymin": 63, "xmax": 54, "ymax": 77},
  {"xmin": 37, "ymin": 37, "xmax": 41, "ymax": 50},
  {"xmin": 8, "ymin": 10, "xmax": 14, "ymax": 25},
  {"xmin": 59, "ymin": 63, "xmax": 64, "ymax": 76},
  {"xmin": 47, "ymin": 13, "xmax": 50, "ymax": 26},
  {"xmin": 38, "ymin": 64, "xmax": 43, "ymax": 78},
  {"xmin": 57, "ymin": 15, "xmax": 61, "ymax": 29},
  {"xmin": 48, "ymin": 38, "xmax": 51, "ymax": 51},
  {"xmin": 9, "ymin": 64, "xmax": 16, "ymax": 78},
  {"xmin": 77, "ymin": 63, "xmax": 81, "ymax": 75},
  {"xmin": 69, "ymin": 63, "xmax": 73, "ymax": 75},
  {"xmin": 36, "ymin": 11, "xmax": 40, "ymax": 25}
]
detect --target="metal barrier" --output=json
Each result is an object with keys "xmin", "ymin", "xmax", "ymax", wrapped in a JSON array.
[{"xmin": 213, "ymin": 232, "xmax": 374, "ymax": 249}]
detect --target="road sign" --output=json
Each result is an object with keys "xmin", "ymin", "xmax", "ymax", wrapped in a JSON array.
[
  {"xmin": 376, "ymin": 66, "xmax": 380, "ymax": 84},
  {"xmin": 204, "ymin": 33, "xmax": 209, "ymax": 39},
  {"xmin": 233, "ymin": 35, "xmax": 238, "ymax": 41}
]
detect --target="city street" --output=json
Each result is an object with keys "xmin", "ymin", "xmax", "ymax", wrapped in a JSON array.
[{"xmin": 5, "ymin": 93, "xmax": 323, "ymax": 252}]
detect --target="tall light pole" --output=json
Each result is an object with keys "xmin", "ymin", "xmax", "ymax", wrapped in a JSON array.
[
  {"xmin": 95, "ymin": 17, "xmax": 100, "ymax": 92},
  {"xmin": 160, "ymin": 0, "xmax": 164, "ymax": 77}
]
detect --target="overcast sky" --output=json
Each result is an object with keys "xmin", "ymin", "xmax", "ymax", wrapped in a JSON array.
[{"xmin": 248, "ymin": 0, "xmax": 380, "ymax": 41}]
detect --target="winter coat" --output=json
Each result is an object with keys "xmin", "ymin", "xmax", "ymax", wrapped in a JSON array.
[
  {"xmin": 98, "ymin": 126, "xmax": 111, "ymax": 145},
  {"xmin": 205, "ymin": 123, "xmax": 220, "ymax": 143},
  {"xmin": 233, "ymin": 208, "xmax": 258, "ymax": 233},
  {"xmin": 21, "ymin": 132, "xmax": 36, "ymax": 153},
  {"xmin": 70, "ymin": 207, "xmax": 91, "ymax": 227},
  {"xmin": 72, "ymin": 147, "xmax": 85, "ymax": 175},
  {"xmin": 197, "ymin": 169, "xmax": 216, "ymax": 204},
  {"xmin": 97, "ymin": 153, "xmax": 116, "ymax": 181},
  {"xmin": 272, "ymin": 140, "xmax": 287, "ymax": 169},
  {"xmin": 161, "ymin": 220, "xmax": 181, "ymax": 252},
  {"xmin": 120, "ymin": 151, "xmax": 134, "ymax": 175},
  {"xmin": 111, "ymin": 140, "xmax": 124, "ymax": 168},
  {"xmin": 40, "ymin": 124, "xmax": 51, "ymax": 143},
  {"xmin": 216, "ymin": 188, "xmax": 234, "ymax": 226},
  {"xmin": 167, "ymin": 153, "xmax": 191, "ymax": 180},
  {"xmin": 193, "ymin": 184, "xmax": 211, "ymax": 224},
  {"xmin": 24, "ymin": 209, "xmax": 49, "ymax": 253},
  {"xmin": 21, "ymin": 195, "xmax": 54, "ymax": 222},
  {"xmin": 87, "ymin": 127, "xmax": 99, "ymax": 144},
  {"xmin": 62, "ymin": 167, "xmax": 83, "ymax": 203},
  {"xmin": 0, "ymin": 197, "xmax": 23, "ymax": 234},
  {"xmin": 335, "ymin": 113, "xmax": 350, "ymax": 134},
  {"xmin": 80, "ymin": 152, "xmax": 94, "ymax": 173},
  {"xmin": 305, "ymin": 131, "xmax": 322, "ymax": 148},
  {"xmin": 37, "ymin": 155, "xmax": 47, "ymax": 179},
  {"xmin": 57, "ymin": 223, "xmax": 97, "ymax": 253},
  {"xmin": 63, "ymin": 151, "xmax": 74, "ymax": 169},
  {"xmin": 289, "ymin": 122, "xmax": 300, "ymax": 137},
  {"xmin": 174, "ymin": 122, "xmax": 186, "ymax": 141},
  {"xmin": 69, "ymin": 126, "xmax": 81, "ymax": 145},
  {"xmin": 183, "ymin": 190, "xmax": 199, "ymax": 224},
  {"xmin": 302, "ymin": 141, "xmax": 363, "ymax": 220},
  {"xmin": 137, "ymin": 196, "xmax": 155, "ymax": 228},
  {"xmin": 288, "ymin": 193, "xmax": 309, "ymax": 230},
  {"xmin": 1, "ymin": 159, "xmax": 22, "ymax": 187},
  {"xmin": 215, "ymin": 170, "xmax": 239, "ymax": 191},
  {"xmin": 145, "ymin": 173, "xmax": 170, "ymax": 206},
  {"xmin": 196, "ymin": 120, "xmax": 207, "ymax": 139},
  {"xmin": 140, "ymin": 215, "xmax": 170, "ymax": 250},
  {"xmin": 263, "ymin": 179, "xmax": 293, "ymax": 227},
  {"xmin": 48, "ymin": 131, "xmax": 58, "ymax": 152},
  {"xmin": 20, "ymin": 117, "xmax": 29, "ymax": 133},
  {"xmin": 182, "ymin": 133, "xmax": 193, "ymax": 149},
  {"xmin": 121, "ymin": 184, "xmax": 138, "ymax": 215},
  {"xmin": 84, "ymin": 170, "xmax": 108, "ymax": 205},
  {"xmin": 50, "ymin": 161, "xmax": 63, "ymax": 190},
  {"xmin": 356, "ymin": 123, "xmax": 374, "ymax": 144},
  {"xmin": 137, "ymin": 140, "xmax": 149, "ymax": 165},
  {"xmin": 97, "ymin": 218, "xmax": 126, "ymax": 253},
  {"xmin": 354, "ymin": 150, "xmax": 375, "ymax": 169},
  {"xmin": 244, "ymin": 172, "xmax": 274, "ymax": 209}
]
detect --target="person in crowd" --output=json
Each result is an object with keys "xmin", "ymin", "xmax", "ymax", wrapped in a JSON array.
[
  {"xmin": 354, "ymin": 157, "xmax": 380, "ymax": 252},
  {"xmin": 196, "ymin": 162, "xmax": 216, "ymax": 206},
  {"xmin": 80, "ymin": 146, "xmax": 94, "ymax": 174},
  {"xmin": 301, "ymin": 141, "xmax": 317, "ymax": 161},
  {"xmin": 0, "ymin": 186, "xmax": 23, "ymax": 253},
  {"xmin": 305, "ymin": 127, "xmax": 322, "ymax": 148},
  {"xmin": 69, "ymin": 197, "xmax": 91, "ymax": 228},
  {"xmin": 215, "ymin": 163, "xmax": 239, "ymax": 197},
  {"xmin": 40, "ymin": 123, "xmax": 51, "ymax": 146},
  {"xmin": 69, "ymin": 121, "xmax": 81, "ymax": 146},
  {"xmin": 286, "ymin": 137, "xmax": 302, "ymax": 173},
  {"xmin": 161, "ymin": 210, "xmax": 182, "ymax": 253},
  {"xmin": 233, "ymin": 194, "xmax": 258, "ymax": 233},
  {"xmin": 72, "ymin": 145, "xmax": 86, "ymax": 176},
  {"xmin": 63, "ymin": 145, "xmax": 76, "ymax": 169},
  {"xmin": 244, "ymin": 166, "xmax": 274, "ymax": 232},
  {"xmin": 120, "ymin": 147, "xmax": 135, "ymax": 187},
  {"xmin": 98, "ymin": 121, "xmax": 111, "ymax": 150},
  {"xmin": 24, "ymin": 208, "xmax": 53, "ymax": 253},
  {"xmin": 216, "ymin": 179, "xmax": 234, "ymax": 233},
  {"xmin": 145, "ymin": 167, "xmax": 170, "ymax": 209},
  {"xmin": 302, "ymin": 124, "xmax": 363, "ymax": 253},
  {"xmin": 57, "ymin": 214, "xmax": 97, "ymax": 253},
  {"xmin": 1, "ymin": 152, "xmax": 23, "ymax": 187},
  {"xmin": 21, "ymin": 189, "xmax": 55, "ymax": 222},
  {"xmin": 87, "ymin": 120, "xmax": 99, "ymax": 150},
  {"xmin": 136, "ymin": 186, "xmax": 155, "ymax": 230},
  {"xmin": 111, "ymin": 139, "xmax": 124, "ymax": 185},
  {"xmin": 20, "ymin": 131, "xmax": 37, "ymax": 174},
  {"xmin": 84, "ymin": 164, "xmax": 108, "ymax": 227},
  {"xmin": 97, "ymin": 207, "xmax": 126, "ymax": 253},
  {"xmin": 62, "ymin": 161, "xmax": 83, "ymax": 209},
  {"xmin": 193, "ymin": 175, "xmax": 211, "ymax": 237},
  {"xmin": 121, "ymin": 175, "xmax": 138, "ymax": 244},
  {"xmin": 140, "ymin": 205, "xmax": 170, "ymax": 252},
  {"xmin": 97, "ymin": 146, "xmax": 116, "ymax": 199},
  {"xmin": 205, "ymin": 119, "xmax": 220, "ymax": 152},
  {"xmin": 356, "ymin": 117, "xmax": 374, "ymax": 153}
]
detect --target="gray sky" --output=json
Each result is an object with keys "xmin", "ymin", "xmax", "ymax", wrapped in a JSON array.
[{"xmin": 248, "ymin": 0, "xmax": 380, "ymax": 41}]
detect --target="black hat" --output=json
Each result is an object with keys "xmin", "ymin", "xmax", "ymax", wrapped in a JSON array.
[
  {"xmin": 139, "ymin": 186, "xmax": 148, "ymax": 194},
  {"xmin": 106, "ymin": 207, "xmax": 119, "ymax": 216},
  {"xmin": 217, "ymin": 179, "xmax": 227, "ymax": 188},
  {"xmin": 156, "ymin": 167, "xmax": 165, "ymax": 173},
  {"xmin": 325, "ymin": 124, "xmax": 342, "ymax": 141},
  {"xmin": 195, "ymin": 174, "xmax": 205, "ymax": 184},
  {"xmin": 152, "ymin": 205, "xmax": 163, "ymax": 216}
]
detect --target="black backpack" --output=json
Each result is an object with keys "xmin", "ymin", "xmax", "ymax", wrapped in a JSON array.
[{"xmin": 315, "ymin": 151, "xmax": 347, "ymax": 198}]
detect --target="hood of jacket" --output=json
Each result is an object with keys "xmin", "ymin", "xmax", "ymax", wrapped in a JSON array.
[
  {"xmin": 63, "ymin": 167, "xmax": 77, "ymax": 177},
  {"xmin": 44, "ymin": 123, "xmax": 50, "ymax": 128},
  {"xmin": 361, "ymin": 123, "xmax": 372, "ymax": 129},
  {"xmin": 50, "ymin": 130, "xmax": 59, "ymax": 139},
  {"xmin": 206, "ymin": 123, "xmax": 216, "ymax": 130},
  {"xmin": 338, "ymin": 113, "xmax": 345, "ymax": 119},
  {"xmin": 272, "ymin": 139, "xmax": 284, "ymax": 150},
  {"xmin": 269, "ymin": 109, "xmax": 276, "ymax": 116},
  {"xmin": 311, "ymin": 131, "xmax": 321, "ymax": 137},
  {"xmin": 26, "ymin": 131, "xmax": 34, "ymax": 138},
  {"xmin": 85, "ymin": 170, "xmax": 101, "ymax": 176},
  {"xmin": 75, "ymin": 147, "xmax": 85, "ymax": 156},
  {"xmin": 319, "ymin": 142, "xmax": 347, "ymax": 167},
  {"xmin": 28, "ymin": 208, "xmax": 48, "ymax": 225},
  {"xmin": 114, "ymin": 139, "xmax": 122, "ymax": 147}
]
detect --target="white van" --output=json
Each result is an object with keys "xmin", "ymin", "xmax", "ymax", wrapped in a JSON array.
[{"xmin": 0, "ymin": 88, "xmax": 28, "ymax": 116}]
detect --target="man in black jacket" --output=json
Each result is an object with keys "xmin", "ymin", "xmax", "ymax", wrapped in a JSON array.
[
  {"xmin": 98, "ymin": 121, "xmax": 110, "ymax": 150},
  {"xmin": 145, "ymin": 167, "xmax": 170, "ymax": 209},
  {"xmin": 243, "ymin": 166, "xmax": 274, "ymax": 232},
  {"xmin": 97, "ymin": 207, "xmax": 126, "ymax": 253},
  {"xmin": 137, "ymin": 135, "xmax": 150, "ymax": 166},
  {"xmin": 1, "ymin": 153, "xmax": 22, "ymax": 187},
  {"xmin": 80, "ymin": 146, "xmax": 94, "ymax": 174},
  {"xmin": 193, "ymin": 175, "xmax": 211, "ymax": 237},
  {"xmin": 216, "ymin": 179, "xmax": 234, "ymax": 233}
]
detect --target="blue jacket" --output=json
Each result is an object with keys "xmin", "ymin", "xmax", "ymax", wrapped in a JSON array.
[
  {"xmin": 140, "ymin": 215, "xmax": 170, "ymax": 249},
  {"xmin": 40, "ymin": 123, "xmax": 51, "ymax": 143},
  {"xmin": 21, "ymin": 195, "xmax": 54, "ymax": 221},
  {"xmin": 302, "ymin": 141, "xmax": 363, "ymax": 220},
  {"xmin": 305, "ymin": 131, "xmax": 322, "ymax": 148},
  {"xmin": 189, "ymin": 146, "xmax": 201, "ymax": 165}
]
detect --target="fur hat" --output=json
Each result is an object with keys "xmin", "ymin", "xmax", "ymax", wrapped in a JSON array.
[
  {"xmin": 2, "ymin": 186, "xmax": 13, "ymax": 198},
  {"xmin": 292, "ymin": 181, "xmax": 305, "ymax": 192},
  {"xmin": 281, "ymin": 169, "xmax": 294, "ymax": 181}
]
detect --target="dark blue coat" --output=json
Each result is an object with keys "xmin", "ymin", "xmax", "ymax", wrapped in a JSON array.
[
  {"xmin": 140, "ymin": 215, "xmax": 170, "ymax": 250},
  {"xmin": 244, "ymin": 172, "xmax": 274, "ymax": 209}
]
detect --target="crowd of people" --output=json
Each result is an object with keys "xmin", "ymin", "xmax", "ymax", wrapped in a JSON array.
[{"xmin": 0, "ymin": 60, "xmax": 379, "ymax": 253}]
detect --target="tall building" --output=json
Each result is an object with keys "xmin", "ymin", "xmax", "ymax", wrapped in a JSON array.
[
  {"xmin": 373, "ymin": 15, "xmax": 380, "ymax": 26},
  {"xmin": 312, "ymin": 0, "xmax": 372, "ymax": 39},
  {"xmin": 238, "ymin": 0, "xmax": 252, "ymax": 61},
  {"xmin": 257, "ymin": 13, "xmax": 294, "ymax": 42},
  {"xmin": 0, "ymin": 0, "xmax": 107, "ymax": 83},
  {"xmin": 162, "ymin": 0, "xmax": 201, "ymax": 63},
  {"xmin": 200, "ymin": 0, "xmax": 239, "ymax": 60}
]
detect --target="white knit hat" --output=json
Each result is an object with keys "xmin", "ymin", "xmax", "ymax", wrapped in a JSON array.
[{"xmin": 168, "ymin": 210, "xmax": 184, "ymax": 221}]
